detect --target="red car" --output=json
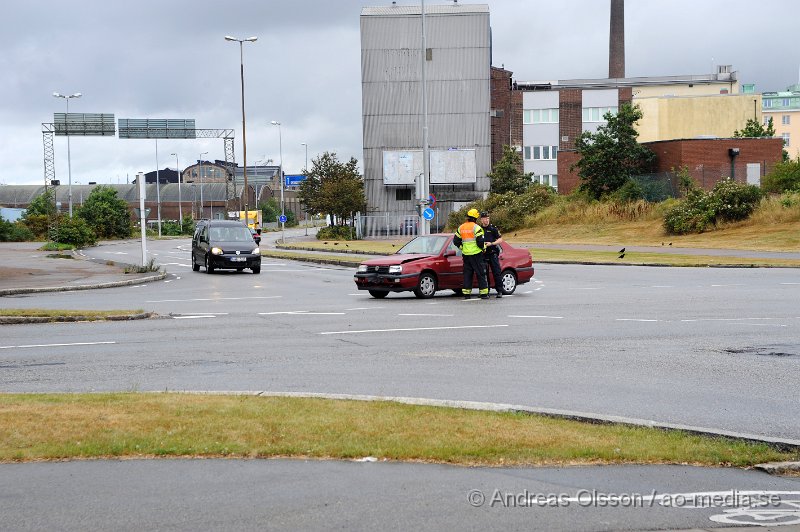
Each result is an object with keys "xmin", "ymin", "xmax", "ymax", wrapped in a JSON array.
[{"xmin": 354, "ymin": 234, "xmax": 534, "ymax": 299}]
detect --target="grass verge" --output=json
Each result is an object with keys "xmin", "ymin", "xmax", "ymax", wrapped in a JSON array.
[
  {"xmin": 0, "ymin": 309, "xmax": 146, "ymax": 320},
  {"xmin": 39, "ymin": 242, "xmax": 74, "ymax": 251},
  {"xmin": 0, "ymin": 393, "xmax": 796, "ymax": 466}
]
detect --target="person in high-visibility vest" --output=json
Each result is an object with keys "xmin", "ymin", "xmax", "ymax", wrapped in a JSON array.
[{"xmin": 453, "ymin": 208, "xmax": 489, "ymax": 299}]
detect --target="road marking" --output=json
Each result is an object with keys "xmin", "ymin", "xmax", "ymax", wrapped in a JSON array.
[
  {"xmin": 650, "ymin": 285, "xmax": 673, "ymax": 288},
  {"xmin": 345, "ymin": 307, "xmax": 378, "ymax": 311},
  {"xmin": 569, "ymin": 287, "xmax": 601, "ymax": 290},
  {"xmin": 348, "ymin": 293, "xmax": 366, "ymax": 296},
  {"xmin": 680, "ymin": 317, "xmax": 787, "ymax": 322},
  {"xmin": 508, "ymin": 315, "xmax": 563, "ymax": 319},
  {"xmin": 617, "ymin": 318, "xmax": 660, "ymax": 322},
  {"xmin": 320, "ymin": 324, "xmax": 509, "ymax": 335},
  {"xmin": 259, "ymin": 311, "xmax": 346, "ymax": 316},
  {"xmin": 399, "ymin": 313, "xmax": 454, "ymax": 317},
  {"xmin": 172, "ymin": 315, "xmax": 216, "ymax": 319},
  {"xmin": 147, "ymin": 296, "xmax": 281, "ymax": 303},
  {"xmin": 781, "ymin": 282, "xmax": 800, "ymax": 285},
  {"xmin": 161, "ymin": 262, "xmax": 191, "ymax": 268},
  {"xmin": 710, "ymin": 284, "xmax": 745, "ymax": 287},
  {"xmin": 0, "ymin": 341, "xmax": 116, "ymax": 350},
  {"xmin": 177, "ymin": 313, "xmax": 229, "ymax": 316}
]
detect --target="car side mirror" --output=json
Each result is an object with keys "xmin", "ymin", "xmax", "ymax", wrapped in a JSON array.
[{"xmin": 444, "ymin": 250, "xmax": 456, "ymax": 257}]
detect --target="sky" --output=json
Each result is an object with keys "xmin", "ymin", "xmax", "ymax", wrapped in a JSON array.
[{"xmin": 2, "ymin": 0, "xmax": 799, "ymax": 187}]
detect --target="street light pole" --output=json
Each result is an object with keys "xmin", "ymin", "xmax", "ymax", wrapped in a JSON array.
[
  {"xmin": 155, "ymin": 139, "xmax": 162, "ymax": 237},
  {"xmin": 52, "ymin": 91, "xmax": 82, "ymax": 217},
  {"xmin": 301, "ymin": 142, "xmax": 308, "ymax": 235},
  {"xmin": 270, "ymin": 121, "xmax": 284, "ymax": 243},
  {"xmin": 199, "ymin": 151, "xmax": 208, "ymax": 219},
  {"xmin": 225, "ymin": 35, "xmax": 258, "ymax": 229},
  {"xmin": 171, "ymin": 152, "xmax": 182, "ymax": 230}
]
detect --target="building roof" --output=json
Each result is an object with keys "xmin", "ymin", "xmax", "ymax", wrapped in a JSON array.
[
  {"xmin": 0, "ymin": 183, "xmax": 233, "ymax": 206},
  {"xmin": 517, "ymin": 72, "xmax": 738, "ymax": 91},
  {"xmin": 361, "ymin": 4, "xmax": 488, "ymax": 16}
]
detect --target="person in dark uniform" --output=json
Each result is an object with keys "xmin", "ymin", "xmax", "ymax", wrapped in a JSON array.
[
  {"xmin": 453, "ymin": 208, "xmax": 489, "ymax": 299},
  {"xmin": 479, "ymin": 211, "xmax": 504, "ymax": 298}
]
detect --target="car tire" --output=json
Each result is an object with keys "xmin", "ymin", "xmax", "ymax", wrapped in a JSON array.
[
  {"xmin": 205, "ymin": 255, "xmax": 214, "ymax": 274},
  {"xmin": 500, "ymin": 269, "xmax": 517, "ymax": 295},
  {"xmin": 368, "ymin": 290, "xmax": 388, "ymax": 299},
  {"xmin": 192, "ymin": 253, "xmax": 200, "ymax": 272},
  {"xmin": 413, "ymin": 272, "xmax": 437, "ymax": 299},
  {"xmin": 252, "ymin": 267, "xmax": 261, "ymax": 274}
]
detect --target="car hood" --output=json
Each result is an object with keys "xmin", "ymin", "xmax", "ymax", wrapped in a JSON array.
[
  {"xmin": 361, "ymin": 254, "xmax": 434, "ymax": 266},
  {"xmin": 212, "ymin": 240, "xmax": 259, "ymax": 252}
]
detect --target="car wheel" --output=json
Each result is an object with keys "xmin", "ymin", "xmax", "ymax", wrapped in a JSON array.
[
  {"xmin": 368, "ymin": 290, "xmax": 388, "ymax": 299},
  {"xmin": 192, "ymin": 253, "xmax": 200, "ymax": 272},
  {"xmin": 413, "ymin": 272, "xmax": 437, "ymax": 299},
  {"xmin": 252, "ymin": 267, "xmax": 261, "ymax": 274},
  {"xmin": 500, "ymin": 269, "xmax": 517, "ymax": 294},
  {"xmin": 205, "ymin": 255, "xmax": 214, "ymax": 274}
]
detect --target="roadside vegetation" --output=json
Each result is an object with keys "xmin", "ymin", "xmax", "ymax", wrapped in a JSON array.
[
  {"xmin": 0, "ymin": 394, "xmax": 795, "ymax": 466},
  {"xmin": 0, "ymin": 309, "xmax": 147, "ymax": 322}
]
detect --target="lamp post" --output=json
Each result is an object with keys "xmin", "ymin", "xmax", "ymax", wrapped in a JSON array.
[
  {"xmin": 52, "ymin": 91, "xmax": 82, "ymax": 217},
  {"xmin": 171, "ymin": 152, "xmax": 182, "ymax": 230},
  {"xmin": 300, "ymin": 142, "xmax": 308, "ymax": 235},
  {"xmin": 270, "ymin": 121, "xmax": 284, "ymax": 242},
  {"xmin": 225, "ymin": 35, "xmax": 258, "ymax": 229},
  {"xmin": 199, "ymin": 151, "xmax": 208, "ymax": 219}
]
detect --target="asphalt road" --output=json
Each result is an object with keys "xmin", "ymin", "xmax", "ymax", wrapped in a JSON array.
[
  {"xmin": 0, "ymin": 235, "xmax": 798, "ymax": 441},
  {"xmin": 1, "ymin": 459, "xmax": 799, "ymax": 531},
  {"xmin": 2, "ymin": 232, "xmax": 800, "ymax": 530}
]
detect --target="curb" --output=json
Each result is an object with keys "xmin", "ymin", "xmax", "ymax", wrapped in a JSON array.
[
  {"xmin": 277, "ymin": 244, "xmax": 391, "ymax": 256},
  {"xmin": 157, "ymin": 391, "xmax": 800, "ymax": 453},
  {"xmin": 262, "ymin": 251, "xmax": 361, "ymax": 268},
  {"xmin": 0, "ymin": 312, "xmax": 155, "ymax": 325},
  {"xmin": 0, "ymin": 271, "xmax": 167, "ymax": 296},
  {"xmin": 753, "ymin": 461, "xmax": 800, "ymax": 475}
]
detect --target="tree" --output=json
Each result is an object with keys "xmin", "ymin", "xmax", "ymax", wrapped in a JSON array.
[
  {"xmin": 76, "ymin": 185, "xmax": 132, "ymax": 239},
  {"xmin": 299, "ymin": 152, "xmax": 366, "ymax": 225},
  {"xmin": 489, "ymin": 145, "xmax": 533, "ymax": 195},
  {"xmin": 733, "ymin": 117, "xmax": 775, "ymax": 138},
  {"xmin": 24, "ymin": 188, "xmax": 57, "ymax": 217},
  {"xmin": 573, "ymin": 103, "xmax": 655, "ymax": 199}
]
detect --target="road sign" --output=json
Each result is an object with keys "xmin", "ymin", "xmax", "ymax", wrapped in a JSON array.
[
  {"xmin": 428, "ymin": 193, "xmax": 437, "ymax": 208},
  {"xmin": 422, "ymin": 208, "xmax": 435, "ymax": 220},
  {"xmin": 279, "ymin": 214, "xmax": 287, "ymax": 223}
]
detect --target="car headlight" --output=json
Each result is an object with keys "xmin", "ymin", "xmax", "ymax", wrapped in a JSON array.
[
  {"xmin": 388, "ymin": 265, "xmax": 402, "ymax": 274},
  {"xmin": 252, "ymin": 247, "xmax": 260, "ymax": 255},
  {"xmin": 357, "ymin": 264, "xmax": 368, "ymax": 273},
  {"xmin": 211, "ymin": 247, "xmax": 223, "ymax": 255}
]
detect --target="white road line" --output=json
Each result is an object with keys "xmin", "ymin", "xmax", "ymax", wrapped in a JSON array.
[
  {"xmin": 650, "ymin": 285, "xmax": 673, "ymax": 288},
  {"xmin": 345, "ymin": 307, "xmax": 378, "ymax": 311},
  {"xmin": 258, "ymin": 311, "xmax": 346, "ymax": 316},
  {"xmin": 680, "ymin": 317, "xmax": 787, "ymax": 322},
  {"xmin": 147, "ymin": 296, "xmax": 281, "ymax": 303},
  {"xmin": 399, "ymin": 313, "xmax": 454, "ymax": 317},
  {"xmin": 0, "ymin": 341, "xmax": 116, "ymax": 350},
  {"xmin": 320, "ymin": 324, "xmax": 509, "ymax": 335},
  {"xmin": 781, "ymin": 282, "xmax": 800, "ymax": 285},
  {"xmin": 508, "ymin": 315, "xmax": 563, "ymax": 319},
  {"xmin": 569, "ymin": 287, "xmax": 601, "ymax": 290},
  {"xmin": 172, "ymin": 315, "xmax": 216, "ymax": 319},
  {"xmin": 348, "ymin": 293, "xmax": 366, "ymax": 296},
  {"xmin": 178, "ymin": 313, "xmax": 229, "ymax": 316},
  {"xmin": 617, "ymin": 318, "xmax": 660, "ymax": 322},
  {"xmin": 710, "ymin": 284, "xmax": 745, "ymax": 287}
]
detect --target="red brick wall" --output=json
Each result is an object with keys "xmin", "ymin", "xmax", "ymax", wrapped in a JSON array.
[
  {"xmin": 559, "ymin": 89, "xmax": 583, "ymax": 152},
  {"xmin": 490, "ymin": 67, "xmax": 513, "ymax": 168},
  {"xmin": 646, "ymin": 137, "xmax": 784, "ymax": 190},
  {"xmin": 557, "ymin": 151, "xmax": 582, "ymax": 194}
]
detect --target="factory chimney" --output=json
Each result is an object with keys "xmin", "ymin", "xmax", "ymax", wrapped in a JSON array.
[{"xmin": 609, "ymin": 0, "xmax": 625, "ymax": 79}]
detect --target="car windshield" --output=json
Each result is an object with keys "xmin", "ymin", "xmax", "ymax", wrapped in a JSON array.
[
  {"xmin": 396, "ymin": 236, "xmax": 448, "ymax": 255},
  {"xmin": 209, "ymin": 226, "xmax": 253, "ymax": 242}
]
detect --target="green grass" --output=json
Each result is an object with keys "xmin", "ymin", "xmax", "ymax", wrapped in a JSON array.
[
  {"xmin": 0, "ymin": 308, "xmax": 146, "ymax": 319},
  {"xmin": 0, "ymin": 393, "xmax": 795, "ymax": 466},
  {"xmin": 39, "ymin": 242, "xmax": 74, "ymax": 251}
]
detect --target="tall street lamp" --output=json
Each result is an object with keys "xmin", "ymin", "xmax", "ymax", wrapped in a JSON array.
[
  {"xmin": 199, "ymin": 151, "xmax": 208, "ymax": 219},
  {"xmin": 171, "ymin": 152, "xmax": 182, "ymax": 230},
  {"xmin": 53, "ymin": 91, "xmax": 82, "ymax": 217},
  {"xmin": 270, "ymin": 121, "xmax": 284, "ymax": 242},
  {"xmin": 300, "ymin": 142, "xmax": 308, "ymax": 235},
  {"xmin": 225, "ymin": 35, "xmax": 258, "ymax": 228}
]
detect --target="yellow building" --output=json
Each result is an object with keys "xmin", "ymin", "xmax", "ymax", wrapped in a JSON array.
[
  {"xmin": 634, "ymin": 93, "xmax": 760, "ymax": 143},
  {"xmin": 762, "ymin": 86, "xmax": 800, "ymax": 158}
]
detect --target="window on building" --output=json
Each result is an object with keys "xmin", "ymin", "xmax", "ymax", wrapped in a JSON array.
[
  {"xmin": 764, "ymin": 99, "xmax": 773, "ymax": 108},
  {"xmin": 783, "ymin": 115, "xmax": 791, "ymax": 125},
  {"xmin": 582, "ymin": 107, "xmax": 618, "ymax": 122},
  {"xmin": 764, "ymin": 116, "xmax": 772, "ymax": 125},
  {"xmin": 395, "ymin": 188, "xmax": 412, "ymax": 201},
  {"xmin": 533, "ymin": 174, "xmax": 558, "ymax": 189},
  {"xmin": 526, "ymin": 146, "xmax": 558, "ymax": 160},
  {"xmin": 783, "ymin": 99, "xmax": 791, "ymax": 107},
  {"xmin": 523, "ymin": 108, "xmax": 558, "ymax": 124},
  {"xmin": 783, "ymin": 133, "xmax": 791, "ymax": 147}
]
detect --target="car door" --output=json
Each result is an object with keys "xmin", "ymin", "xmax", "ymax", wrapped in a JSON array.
[{"xmin": 439, "ymin": 240, "xmax": 463, "ymax": 289}]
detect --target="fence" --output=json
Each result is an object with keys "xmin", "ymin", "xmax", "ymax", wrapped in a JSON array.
[
  {"xmin": 633, "ymin": 162, "xmax": 768, "ymax": 200},
  {"xmin": 355, "ymin": 212, "xmax": 449, "ymax": 239}
]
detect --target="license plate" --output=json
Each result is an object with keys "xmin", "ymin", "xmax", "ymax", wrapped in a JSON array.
[{"xmin": 230, "ymin": 257, "xmax": 246, "ymax": 262}]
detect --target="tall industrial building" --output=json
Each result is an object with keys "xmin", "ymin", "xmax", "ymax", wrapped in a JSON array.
[{"xmin": 360, "ymin": 4, "xmax": 491, "ymax": 230}]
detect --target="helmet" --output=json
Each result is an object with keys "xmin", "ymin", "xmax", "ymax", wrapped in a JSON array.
[{"xmin": 467, "ymin": 208, "xmax": 480, "ymax": 219}]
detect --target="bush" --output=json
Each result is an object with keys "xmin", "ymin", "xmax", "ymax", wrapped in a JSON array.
[
  {"xmin": 0, "ymin": 216, "xmax": 35, "ymax": 242},
  {"xmin": 761, "ymin": 157, "xmax": 800, "ymax": 193},
  {"xmin": 446, "ymin": 184, "xmax": 556, "ymax": 232},
  {"xmin": 663, "ymin": 179, "xmax": 762, "ymax": 234},
  {"xmin": 21, "ymin": 214, "xmax": 51, "ymax": 239},
  {"xmin": 317, "ymin": 225, "xmax": 357, "ymax": 241},
  {"xmin": 52, "ymin": 216, "xmax": 96, "ymax": 247},
  {"xmin": 608, "ymin": 179, "xmax": 645, "ymax": 202}
]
